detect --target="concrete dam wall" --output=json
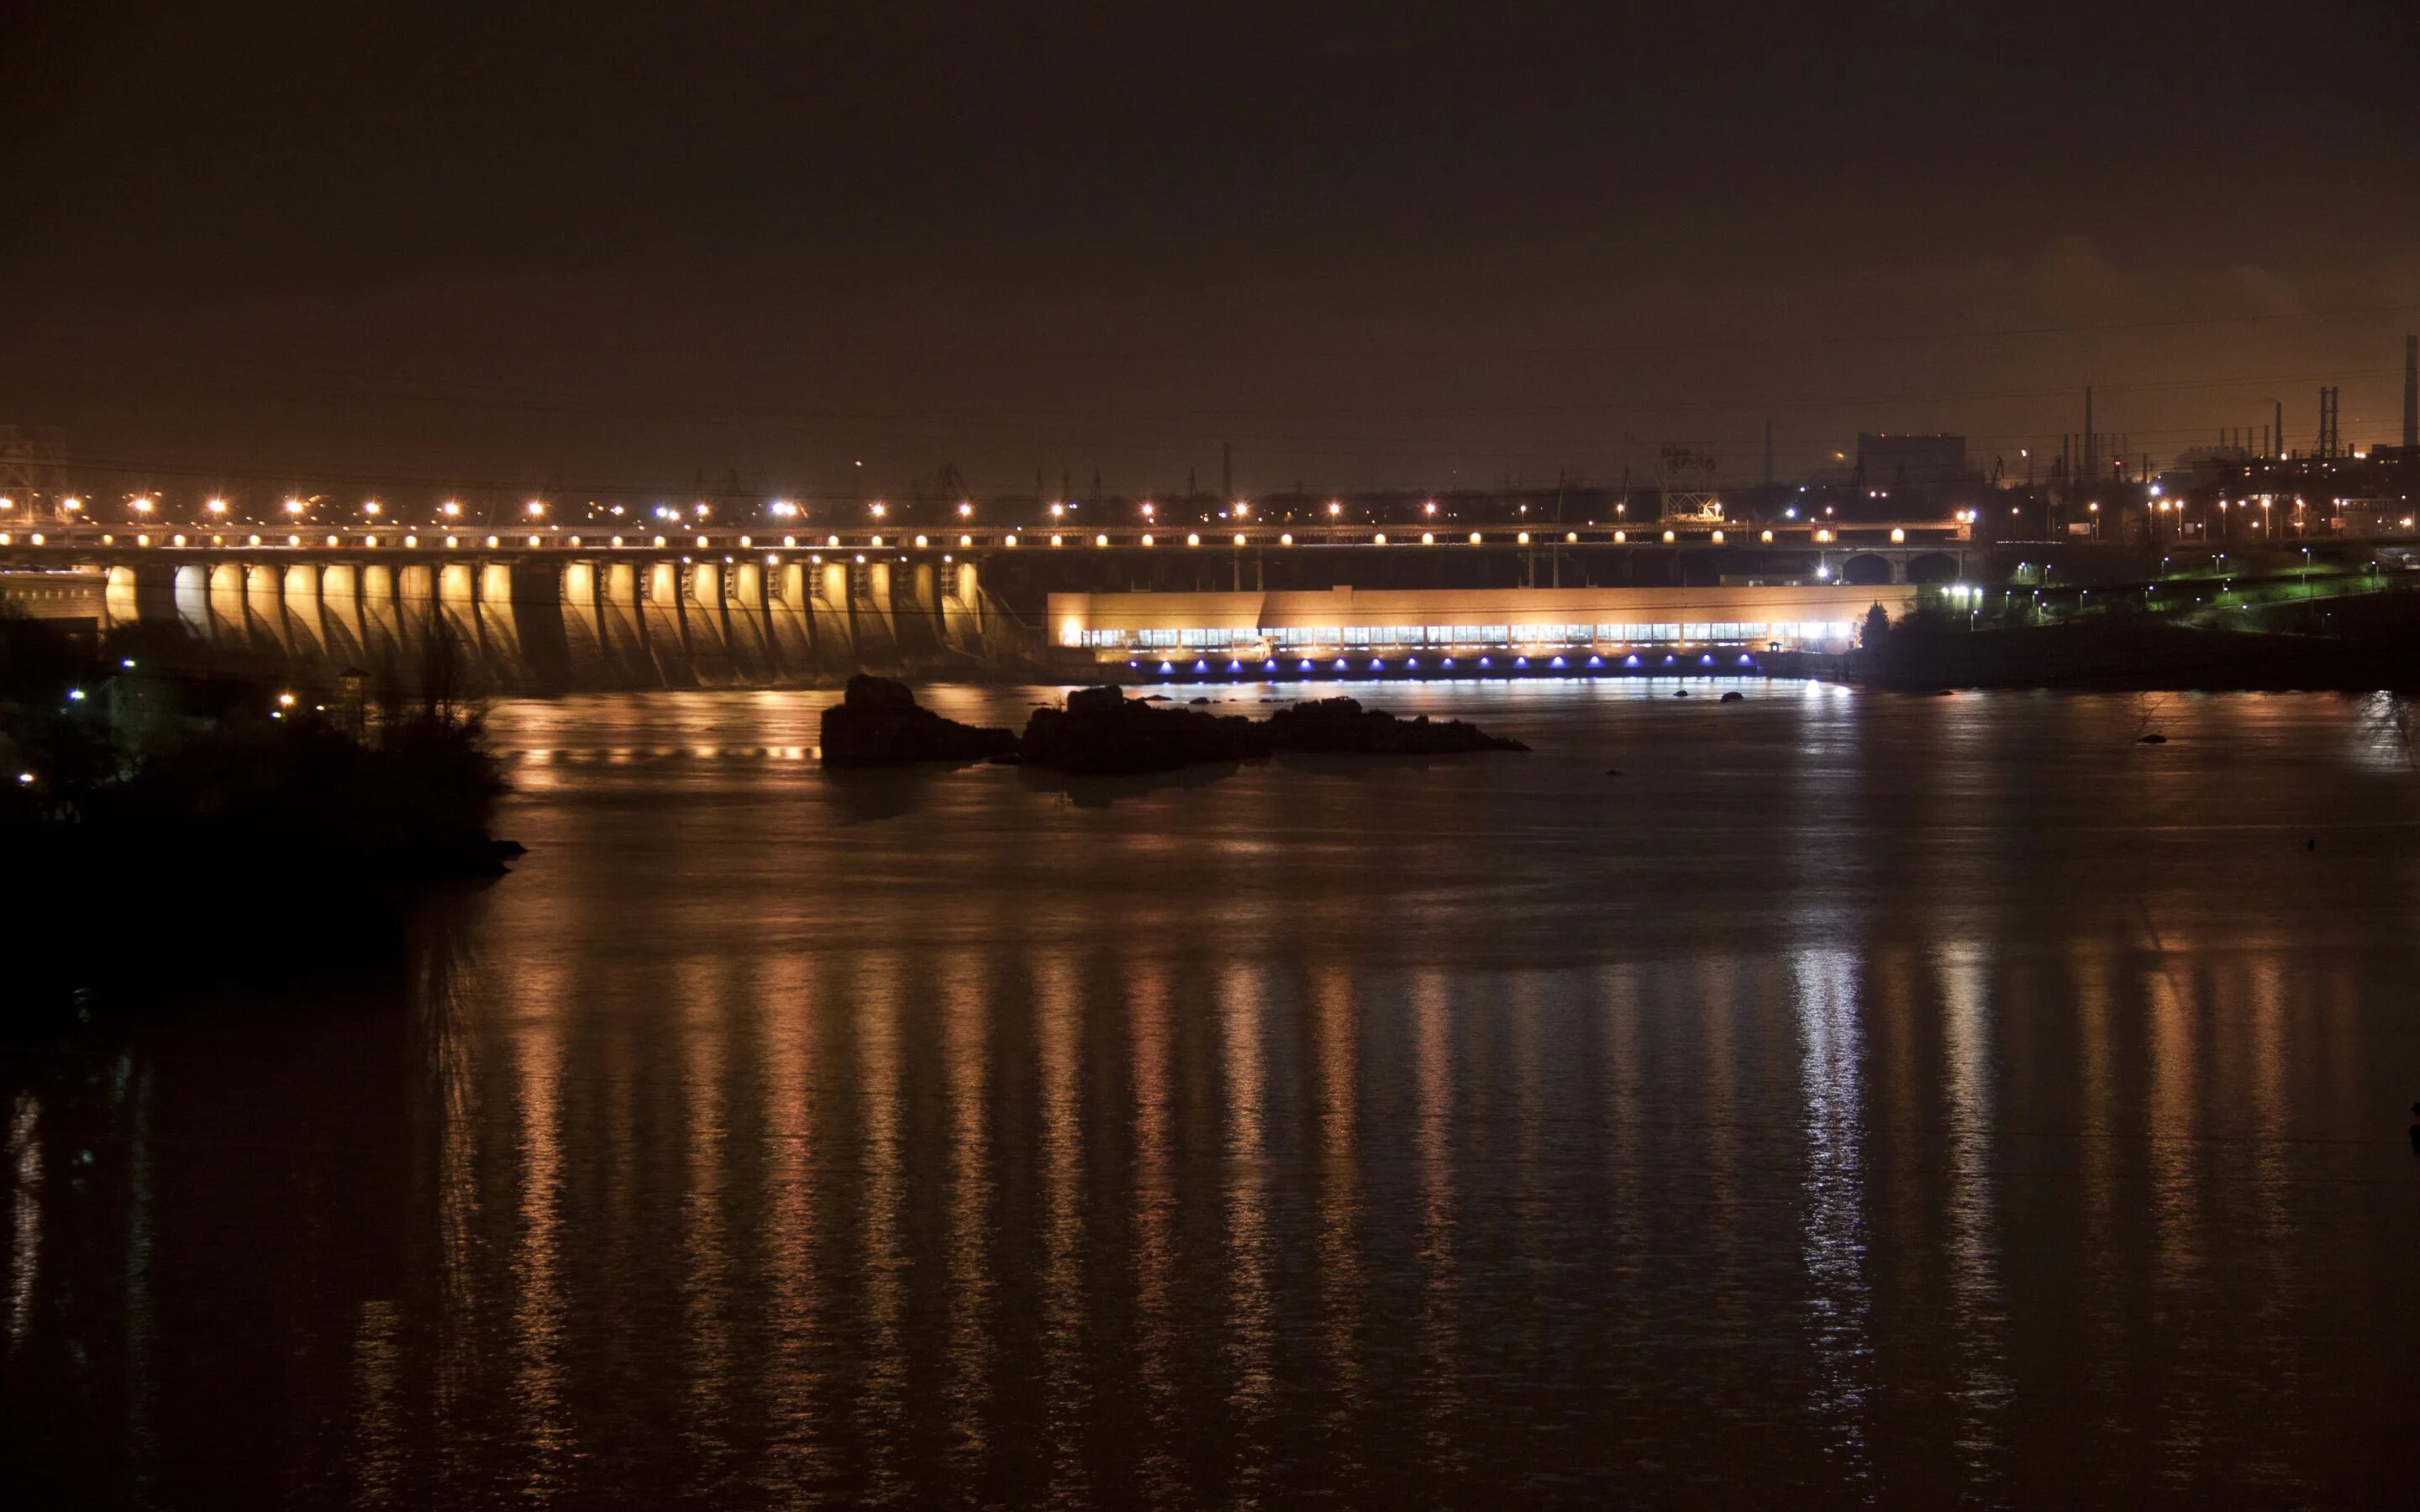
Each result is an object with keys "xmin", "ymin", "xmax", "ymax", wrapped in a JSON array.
[{"xmin": 91, "ymin": 554, "xmax": 1011, "ymax": 693}]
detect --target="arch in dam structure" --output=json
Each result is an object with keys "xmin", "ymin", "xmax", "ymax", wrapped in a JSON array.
[
  {"xmin": 851, "ymin": 559, "xmax": 902, "ymax": 669},
  {"xmin": 681, "ymin": 561, "xmax": 741, "ymax": 685},
  {"xmin": 478, "ymin": 561, "xmax": 575, "ymax": 691},
  {"xmin": 725, "ymin": 561, "xmax": 781, "ymax": 681},
  {"xmin": 558, "ymin": 559, "xmax": 622, "ymax": 685},
  {"xmin": 243, "ymin": 564, "xmax": 296, "ymax": 657},
  {"xmin": 596, "ymin": 560, "xmax": 652, "ymax": 681},
  {"xmin": 942, "ymin": 559, "xmax": 988, "ymax": 659},
  {"xmin": 316, "ymin": 564, "xmax": 369, "ymax": 669},
  {"xmin": 172, "ymin": 564, "xmax": 213, "ymax": 643},
  {"xmin": 280, "ymin": 564, "xmax": 329, "ymax": 666},
  {"xmin": 360, "ymin": 564, "xmax": 413, "ymax": 669},
  {"xmin": 1840, "ymin": 553, "xmax": 1897, "ymax": 586},
  {"xmin": 641, "ymin": 561, "xmax": 700, "ymax": 686},
  {"xmin": 891, "ymin": 561, "xmax": 946, "ymax": 663},
  {"xmin": 433, "ymin": 561, "xmax": 484, "ymax": 672},
  {"xmin": 809, "ymin": 561, "xmax": 855, "ymax": 676},
  {"xmin": 476, "ymin": 562, "xmax": 523, "ymax": 668},
  {"xmin": 206, "ymin": 564, "xmax": 250, "ymax": 648},
  {"xmin": 769, "ymin": 562, "xmax": 818, "ymax": 673},
  {"xmin": 103, "ymin": 565, "xmax": 141, "ymax": 631}
]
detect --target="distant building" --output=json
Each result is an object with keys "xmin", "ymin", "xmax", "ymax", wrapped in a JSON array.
[{"xmin": 1856, "ymin": 433, "xmax": 1969, "ymax": 491}]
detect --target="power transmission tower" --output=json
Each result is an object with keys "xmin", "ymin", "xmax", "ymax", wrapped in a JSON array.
[
  {"xmin": 0, "ymin": 424, "xmax": 67, "ymax": 507},
  {"xmin": 1656, "ymin": 445, "xmax": 1721, "ymax": 523}
]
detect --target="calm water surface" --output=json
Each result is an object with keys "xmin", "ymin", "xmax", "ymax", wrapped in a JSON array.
[{"xmin": 8, "ymin": 681, "xmax": 2420, "ymax": 1506}]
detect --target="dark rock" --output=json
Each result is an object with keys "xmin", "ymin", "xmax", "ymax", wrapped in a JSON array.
[
  {"xmin": 1014, "ymin": 685, "xmax": 1272, "ymax": 774},
  {"xmin": 491, "ymin": 839, "xmax": 529, "ymax": 858},
  {"xmin": 1262, "ymin": 696, "xmax": 1528, "ymax": 754},
  {"xmin": 819, "ymin": 675, "xmax": 1017, "ymax": 768},
  {"xmin": 1719, "ymin": 690, "xmax": 1744, "ymax": 702},
  {"xmin": 1605, "ymin": 768, "xmax": 1624, "ymax": 776},
  {"xmin": 1188, "ymin": 697, "xmax": 1211, "ymax": 705},
  {"xmin": 1673, "ymin": 689, "xmax": 1690, "ymax": 698},
  {"xmin": 2138, "ymin": 732, "xmax": 2168, "ymax": 744}
]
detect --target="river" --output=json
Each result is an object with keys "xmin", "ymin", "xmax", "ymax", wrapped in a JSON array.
[{"xmin": 6, "ymin": 680, "xmax": 2418, "ymax": 1506}]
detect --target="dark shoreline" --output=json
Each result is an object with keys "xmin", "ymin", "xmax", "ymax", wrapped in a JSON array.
[{"xmin": 1859, "ymin": 617, "xmax": 2420, "ymax": 694}]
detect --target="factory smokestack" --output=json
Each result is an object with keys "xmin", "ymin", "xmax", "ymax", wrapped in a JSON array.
[{"xmin": 2404, "ymin": 334, "xmax": 2417, "ymax": 450}]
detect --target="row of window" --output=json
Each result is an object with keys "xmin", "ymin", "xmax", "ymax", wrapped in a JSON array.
[{"xmin": 1077, "ymin": 621, "xmax": 1860, "ymax": 650}]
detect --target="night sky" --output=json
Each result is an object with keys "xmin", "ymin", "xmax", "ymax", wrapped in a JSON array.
[{"xmin": 3, "ymin": 2, "xmax": 2414, "ymax": 502}]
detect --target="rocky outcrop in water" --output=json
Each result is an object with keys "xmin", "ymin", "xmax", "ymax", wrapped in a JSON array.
[
  {"xmin": 819, "ymin": 675, "xmax": 1017, "ymax": 767},
  {"xmin": 1010, "ymin": 686, "xmax": 1528, "ymax": 773},
  {"xmin": 1261, "ymin": 696, "xmax": 1529, "ymax": 754},
  {"xmin": 827, "ymin": 682, "xmax": 1533, "ymax": 775},
  {"xmin": 1013, "ymin": 685, "xmax": 1272, "ymax": 774}
]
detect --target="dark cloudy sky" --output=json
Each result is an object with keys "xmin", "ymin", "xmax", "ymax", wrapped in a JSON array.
[{"xmin": 3, "ymin": 2, "xmax": 2414, "ymax": 504}]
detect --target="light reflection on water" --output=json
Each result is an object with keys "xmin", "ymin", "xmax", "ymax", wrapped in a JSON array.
[{"xmin": 5, "ymin": 682, "xmax": 2420, "ymax": 1505}]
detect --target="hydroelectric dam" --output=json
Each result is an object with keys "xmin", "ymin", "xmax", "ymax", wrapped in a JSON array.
[{"xmin": 0, "ymin": 520, "xmax": 1967, "ymax": 690}]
